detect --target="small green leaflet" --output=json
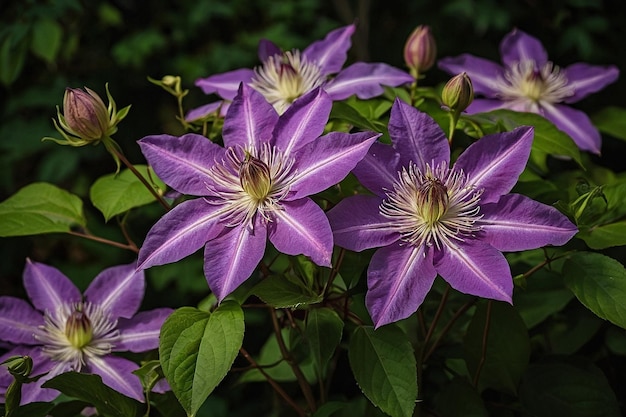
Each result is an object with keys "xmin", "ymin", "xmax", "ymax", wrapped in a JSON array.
[{"xmin": 90, "ymin": 164, "xmax": 165, "ymax": 221}]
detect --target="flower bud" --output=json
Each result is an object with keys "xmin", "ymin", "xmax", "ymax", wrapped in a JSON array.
[
  {"xmin": 1, "ymin": 356, "xmax": 33, "ymax": 378},
  {"xmin": 404, "ymin": 25, "xmax": 437, "ymax": 75},
  {"xmin": 442, "ymin": 72, "xmax": 474, "ymax": 113},
  {"xmin": 63, "ymin": 87, "xmax": 110, "ymax": 141}
]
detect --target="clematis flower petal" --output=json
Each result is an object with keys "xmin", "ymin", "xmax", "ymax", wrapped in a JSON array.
[
  {"xmin": 466, "ymin": 98, "xmax": 508, "ymax": 114},
  {"xmin": 139, "ymin": 133, "xmax": 226, "ymax": 196},
  {"xmin": 84, "ymin": 264, "xmax": 144, "ymax": 319},
  {"xmin": 87, "ymin": 355, "xmax": 144, "ymax": 402},
  {"xmin": 271, "ymin": 88, "xmax": 332, "ymax": 157},
  {"xmin": 454, "ymin": 126, "xmax": 534, "ymax": 203},
  {"xmin": 116, "ymin": 308, "xmax": 173, "ymax": 352},
  {"xmin": 185, "ymin": 101, "xmax": 225, "ymax": 122},
  {"xmin": 269, "ymin": 198, "xmax": 333, "ymax": 267},
  {"xmin": 435, "ymin": 241, "xmax": 513, "ymax": 303},
  {"xmin": 328, "ymin": 195, "xmax": 400, "ymax": 251},
  {"xmin": 437, "ymin": 54, "xmax": 505, "ymax": 96},
  {"xmin": 480, "ymin": 193, "xmax": 577, "ymax": 251},
  {"xmin": 541, "ymin": 102, "xmax": 601, "ymax": 154},
  {"xmin": 324, "ymin": 62, "xmax": 413, "ymax": 101},
  {"xmin": 137, "ymin": 198, "xmax": 227, "ymax": 271},
  {"xmin": 499, "ymin": 28, "xmax": 548, "ymax": 67},
  {"xmin": 366, "ymin": 243, "xmax": 437, "ymax": 328},
  {"xmin": 0, "ymin": 297, "xmax": 43, "ymax": 344},
  {"xmin": 195, "ymin": 68, "xmax": 255, "ymax": 99},
  {"xmin": 258, "ymin": 39, "xmax": 281, "ymax": 61},
  {"xmin": 204, "ymin": 218, "xmax": 268, "ymax": 301},
  {"xmin": 388, "ymin": 98, "xmax": 449, "ymax": 169},
  {"xmin": 223, "ymin": 84, "xmax": 278, "ymax": 149},
  {"xmin": 303, "ymin": 24, "xmax": 355, "ymax": 75},
  {"xmin": 288, "ymin": 130, "xmax": 379, "ymax": 199},
  {"xmin": 563, "ymin": 63, "xmax": 620, "ymax": 103},
  {"xmin": 352, "ymin": 142, "xmax": 402, "ymax": 197},
  {"xmin": 23, "ymin": 259, "xmax": 81, "ymax": 314}
]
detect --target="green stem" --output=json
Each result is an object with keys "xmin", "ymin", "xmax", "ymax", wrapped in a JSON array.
[
  {"xmin": 108, "ymin": 143, "xmax": 171, "ymax": 211},
  {"xmin": 270, "ymin": 308, "xmax": 317, "ymax": 413},
  {"xmin": 447, "ymin": 111, "xmax": 459, "ymax": 144},
  {"xmin": 239, "ymin": 347, "xmax": 306, "ymax": 417},
  {"xmin": 472, "ymin": 300, "xmax": 493, "ymax": 387},
  {"xmin": 68, "ymin": 230, "xmax": 138, "ymax": 253}
]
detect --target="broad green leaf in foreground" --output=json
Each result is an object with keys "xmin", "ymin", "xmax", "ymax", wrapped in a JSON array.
[
  {"xmin": 348, "ymin": 325, "xmax": 417, "ymax": 417},
  {"xmin": 90, "ymin": 164, "xmax": 165, "ymax": 221},
  {"xmin": 42, "ymin": 372, "xmax": 142, "ymax": 417},
  {"xmin": 563, "ymin": 251, "xmax": 626, "ymax": 329},
  {"xmin": 159, "ymin": 303, "xmax": 244, "ymax": 417},
  {"xmin": 519, "ymin": 359, "xmax": 620, "ymax": 417},
  {"xmin": 0, "ymin": 182, "xmax": 86, "ymax": 237}
]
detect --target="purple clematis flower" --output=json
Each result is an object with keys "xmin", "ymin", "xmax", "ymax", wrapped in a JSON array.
[
  {"xmin": 327, "ymin": 99, "xmax": 578, "ymax": 328},
  {"xmin": 187, "ymin": 24, "xmax": 413, "ymax": 119},
  {"xmin": 0, "ymin": 259, "xmax": 172, "ymax": 403},
  {"xmin": 438, "ymin": 28, "xmax": 619, "ymax": 154},
  {"xmin": 137, "ymin": 85, "xmax": 380, "ymax": 301}
]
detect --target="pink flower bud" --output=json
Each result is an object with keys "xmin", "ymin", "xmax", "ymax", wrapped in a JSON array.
[
  {"xmin": 403, "ymin": 25, "xmax": 437, "ymax": 75},
  {"xmin": 63, "ymin": 87, "xmax": 111, "ymax": 141}
]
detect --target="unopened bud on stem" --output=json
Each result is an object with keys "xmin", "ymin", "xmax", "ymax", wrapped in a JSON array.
[
  {"xmin": 442, "ymin": 72, "xmax": 474, "ymax": 113},
  {"xmin": 404, "ymin": 25, "xmax": 437, "ymax": 77}
]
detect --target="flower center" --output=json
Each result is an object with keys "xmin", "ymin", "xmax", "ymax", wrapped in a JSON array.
[
  {"xmin": 65, "ymin": 305, "xmax": 93, "ymax": 349},
  {"xmin": 380, "ymin": 161, "xmax": 483, "ymax": 249},
  {"xmin": 250, "ymin": 50, "xmax": 325, "ymax": 114},
  {"xmin": 206, "ymin": 144, "xmax": 296, "ymax": 228},
  {"xmin": 239, "ymin": 152, "xmax": 273, "ymax": 202},
  {"xmin": 495, "ymin": 60, "xmax": 574, "ymax": 109},
  {"xmin": 35, "ymin": 301, "xmax": 119, "ymax": 371}
]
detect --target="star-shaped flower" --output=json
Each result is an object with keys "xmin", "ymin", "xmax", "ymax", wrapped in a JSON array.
[
  {"xmin": 187, "ymin": 24, "xmax": 413, "ymax": 119},
  {"xmin": 138, "ymin": 85, "xmax": 379, "ymax": 300},
  {"xmin": 438, "ymin": 28, "xmax": 619, "ymax": 154},
  {"xmin": 0, "ymin": 259, "xmax": 172, "ymax": 403},
  {"xmin": 327, "ymin": 99, "xmax": 578, "ymax": 328}
]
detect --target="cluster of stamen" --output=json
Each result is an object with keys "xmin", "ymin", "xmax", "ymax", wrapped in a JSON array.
[
  {"xmin": 35, "ymin": 301, "xmax": 119, "ymax": 371},
  {"xmin": 206, "ymin": 143, "xmax": 296, "ymax": 228},
  {"xmin": 495, "ymin": 60, "xmax": 574, "ymax": 110},
  {"xmin": 380, "ymin": 161, "xmax": 483, "ymax": 249},
  {"xmin": 250, "ymin": 50, "xmax": 325, "ymax": 114}
]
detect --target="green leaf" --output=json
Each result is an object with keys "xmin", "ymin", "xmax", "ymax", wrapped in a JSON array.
[
  {"xmin": 30, "ymin": 19, "xmax": 63, "ymax": 64},
  {"xmin": 0, "ymin": 32, "xmax": 28, "ymax": 86},
  {"xmin": 579, "ymin": 221, "xmax": 626, "ymax": 249},
  {"xmin": 90, "ymin": 165, "xmax": 165, "ymax": 221},
  {"xmin": 591, "ymin": 106, "xmax": 626, "ymax": 141},
  {"xmin": 468, "ymin": 109, "xmax": 582, "ymax": 165},
  {"xmin": 464, "ymin": 301, "xmax": 530, "ymax": 394},
  {"xmin": 519, "ymin": 359, "xmax": 620, "ymax": 417},
  {"xmin": 252, "ymin": 274, "xmax": 322, "ymax": 308},
  {"xmin": 434, "ymin": 378, "xmax": 488, "ymax": 417},
  {"xmin": 11, "ymin": 402, "xmax": 54, "ymax": 417},
  {"xmin": 348, "ymin": 326, "xmax": 417, "ymax": 417},
  {"xmin": 42, "ymin": 372, "xmax": 142, "ymax": 417},
  {"xmin": 304, "ymin": 308, "xmax": 344, "ymax": 376},
  {"xmin": 330, "ymin": 101, "xmax": 386, "ymax": 132},
  {"xmin": 159, "ymin": 303, "xmax": 244, "ymax": 417},
  {"xmin": 513, "ymin": 269, "xmax": 574, "ymax": 328},
  {"xmin": 0, "ymin": 182, "xmax": 86, "ymax": 237},
  {"xmin": 563, "ymin": 252, "xmax": 626, "ymax": 329}
]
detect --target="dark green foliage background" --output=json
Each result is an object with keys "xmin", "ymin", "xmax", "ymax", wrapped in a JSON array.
[{"xmin": 1, "ymin": 0, "xmax": 625, "ymax": 415}]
